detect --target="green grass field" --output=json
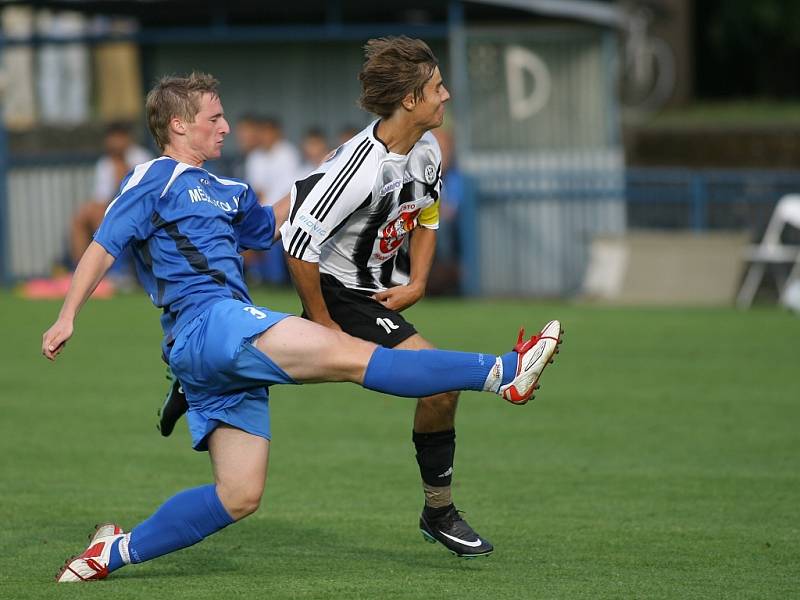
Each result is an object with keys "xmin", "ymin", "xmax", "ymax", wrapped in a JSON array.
[{"xmin": 1, "ymin": 290, "xmax": 798, "ymax": 599}]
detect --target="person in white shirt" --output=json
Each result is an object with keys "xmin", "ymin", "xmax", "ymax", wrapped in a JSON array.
[
  {"xmin": 244, "ymin": 116, "xmax": 300, "ymax": 283},
  {"xmin": 245, "ymin": 116, "xmax": 300, "ymax": 206},
  {"xmin": 70, "ymin": 121, "xmax": 152, "ymax": 266}
]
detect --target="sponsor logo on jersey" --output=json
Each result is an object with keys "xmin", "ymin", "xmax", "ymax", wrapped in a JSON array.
[
  {"xmin": 188, "ymin": 186, "xmax": 236, "ymax": 213},
  {"xmin": 297, "ymin": 213, "xmax": 329, "ymax": 239},
  {"xmin": 380, "ymin": 173, "xmax": 416, "ymax": 197},
  {"xmin": 398, "ymin": 200, "xmax": 421, "ymax": 213},
  {"xmin": 380, "ymin": 178, "xmax": 403, "ymax": 196}
]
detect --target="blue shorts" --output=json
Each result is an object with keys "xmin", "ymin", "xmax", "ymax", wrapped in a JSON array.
[{"xmin": 168, "ymin": 299, "xmax": 296, "ymax": 451}]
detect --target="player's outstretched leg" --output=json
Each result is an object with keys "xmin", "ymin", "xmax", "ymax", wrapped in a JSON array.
[
  {"xmin": 55, "ymin": 427, "xmax": 266, "ymax": 582},
  {"xmin": 157, "ymin": 366, "xmax": 188, "ymax": 437},
  {"xmin": 361, "ymin": 320, "xmax": 563, "ymax": 400},
  {"xmin": 256, "ymin": 316, "xmax": 563, "ymax": 401}
]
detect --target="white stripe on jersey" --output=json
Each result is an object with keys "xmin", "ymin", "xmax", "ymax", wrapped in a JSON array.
[
  {"xmin": 159, "ymin": 162, "xmax": 195, "ymax": 198},
  {"xmin": 208, "ymin": 172, "xmax": 250, "ymax": 190},
  {"xmin": 105, "ymin": 157, "xmax": 170, "ymax": 215},
  {"xmin": 280, "ymin": 120, "xmax": 442, "ymax": 292}
]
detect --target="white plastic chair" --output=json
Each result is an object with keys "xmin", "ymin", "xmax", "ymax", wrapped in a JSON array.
[{"xmin": 737, "ymin": 194, "xmax": 800, "ymax": 308}]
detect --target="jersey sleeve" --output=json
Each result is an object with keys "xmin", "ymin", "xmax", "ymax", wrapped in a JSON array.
[
  {"xmin": 234, "ymin": 184, "xmax": 276, "ymax": 251},
  {"xmin": 93, "ymin": 161, "xmax": 162, "ymax": 257},
  {"xmin": 418, "ymin": 197, "xmax": 440, "ymax": 229},
  {"xmin": 280, "ymin": 141, "xmax": 376, "ymax": 263},
  {"xmin": 411, "ymin": 132, "xmax": 442, "ymax": 230}
]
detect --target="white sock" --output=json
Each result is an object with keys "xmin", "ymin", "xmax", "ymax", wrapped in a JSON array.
[{"xmin": 482, "ymin": 356, "xmax": 503, "ymax": 393}]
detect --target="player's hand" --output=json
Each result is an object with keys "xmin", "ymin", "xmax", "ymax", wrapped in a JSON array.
[
  {"xmin": 372, "ymin": 284, "xmax": 423, "ymax": 312},
  {"xmin": 42, "ymin": 317, "xmax": 74, "ymax": 361}
]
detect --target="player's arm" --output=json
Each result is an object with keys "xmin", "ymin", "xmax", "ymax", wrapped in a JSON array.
[
  {"xmin": 285, "ymin": 255, "xmax": 341, "ymax": 330},
  {"xmin": 270, "ymin": 193, "xmax": 290, "ymax": 240},
  {"xmin": 42, "ymin": 241, "xmax": 115, "ymax": 361},
  {"xmin": 281, "ymin": 143, "xmax": 376, "ymax": 330},
  {"xmin": 236, "ymin": 188, "xmax": 289, "ymax": 248},
  {"xmin": 373, "ymin": 225, "xmax": 436, "ymax": 311}
]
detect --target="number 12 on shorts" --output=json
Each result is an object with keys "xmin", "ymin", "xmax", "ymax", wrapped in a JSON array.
[{"xmin": 376, "ymin": 317, "xmax": 399, "ymax": 334}]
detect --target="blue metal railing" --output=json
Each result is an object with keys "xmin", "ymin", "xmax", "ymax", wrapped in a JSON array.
[
  {"xmin": 3, "ymin": 162, "xmax": 800, "ymax": 288},
  {"xmin": 626, "ymin": 167, "xmax": 800, "ymax": 233}
]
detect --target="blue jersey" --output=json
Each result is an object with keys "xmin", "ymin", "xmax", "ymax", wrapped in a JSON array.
[{"xmin": 93, "ymin": 157, "xmax": 277, "ymax": 355}]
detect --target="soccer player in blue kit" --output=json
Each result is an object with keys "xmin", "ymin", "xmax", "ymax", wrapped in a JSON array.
[{"xmin": 42, "ymin": 72, "xmax": 562, "ymax": 582}]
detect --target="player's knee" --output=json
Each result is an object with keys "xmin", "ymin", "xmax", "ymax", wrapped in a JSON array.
[
  {"xmin": 219, "ymin": 484, "xmax": 264, "ymax": 520},
  {"xmin": 325, "ymin": 332, "xmax": 376, "ymax": 381}
]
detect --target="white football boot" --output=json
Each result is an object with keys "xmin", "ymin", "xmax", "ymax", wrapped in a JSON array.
[
  {"xmin": 499, "ymin": 320, "xmax": 563, "ymax": 405},
  {"xmin": 56, "ymin": 523, "xmax": 126, "ymax": 582}
]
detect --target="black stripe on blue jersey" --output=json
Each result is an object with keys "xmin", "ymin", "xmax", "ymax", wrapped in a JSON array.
[
  {"xmin": 134, "ymin": 238, "xmax": 167, "ymax": 305},
  {"xmin": 352, "ymin": 192, "xmax": 394, "ymax": 289},
  {"xmin": 151, "ymin": 211, "xmax": 227, "ymax": 286}
]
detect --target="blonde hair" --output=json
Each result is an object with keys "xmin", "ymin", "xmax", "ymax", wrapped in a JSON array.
[{"xmin": 145, "ymin": 72, "xmax": 220, "ymax": 151}]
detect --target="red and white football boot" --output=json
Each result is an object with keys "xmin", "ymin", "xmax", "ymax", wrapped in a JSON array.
[
  {"xmin": 499, "ymin": 320, "xmax": 562, "ymax": 405},
  {"xmin": 56, "ymin": 522, "xmax": 126, "ymax": 582}
]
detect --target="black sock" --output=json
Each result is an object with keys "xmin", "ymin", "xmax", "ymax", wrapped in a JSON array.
[{"xmin": 413, "ymin": 429, "xmax": 456, "ymax": 488}]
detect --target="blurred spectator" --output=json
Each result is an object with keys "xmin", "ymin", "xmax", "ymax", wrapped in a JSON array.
[
  {"xmin": 297, "ymin": 127, "xmax": 330, "ymax": 177},
  {"xmin": 243, "ymin": 116, "xmax": 300, "ymax": 285},
  {"xmin": 337, "ymin": 124, "xmax": 360, "ymax": 148},
  {"xmin": 70, "ymin": 122, "xmax": 152, "ymax": 266},
  {"xmin": 246, "ymin": 116, "xmax": 300, "ymax": 206},
  {"xmin": 428, "ymin": 127, "xmax": 464, "ymax": 295},
  {"xmin": 234, "ymin": 113, "xmax": 262, "ymax": 180}
]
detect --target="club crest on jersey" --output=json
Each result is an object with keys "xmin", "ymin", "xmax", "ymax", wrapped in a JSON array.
[{"xmin": 424, "ymin": 164, "xmax": 437, "ymax": 184}]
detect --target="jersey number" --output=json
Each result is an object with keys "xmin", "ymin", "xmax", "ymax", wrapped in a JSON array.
[
  {"xmin": 376, "ymin": 317, "xmax": 400, "ymax": 334},
  {"xmin": 244, "ymin": 306, "xmax": 267, "ymax": 320}
]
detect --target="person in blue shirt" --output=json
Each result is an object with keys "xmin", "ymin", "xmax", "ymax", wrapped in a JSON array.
[{"xmin": 42, "ymin": 72, "xmax": 562, "ymax": 582}]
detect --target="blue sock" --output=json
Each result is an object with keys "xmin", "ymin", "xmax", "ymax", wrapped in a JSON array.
[
  {"xmin": 363, "ymin": 347, "xmax": 508, "ymax": 397},
  {"xmin": 501, "ymin": 351, "xmax": 518, "ymax": 385},
  {"xmin": 125, "ymin": 484, "xmax": 234, "ymax": 565},
  {"xmin": 107, "ymin": 538, "xmax": 125, "ymax": 572}
]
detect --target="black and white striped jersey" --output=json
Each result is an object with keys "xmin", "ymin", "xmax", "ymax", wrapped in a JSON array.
[{"xmin": 280, "ymin": 120, "xmax": 441, "ymax": 292}]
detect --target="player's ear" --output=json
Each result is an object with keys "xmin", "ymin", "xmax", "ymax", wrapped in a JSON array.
[
  {"xmin": 401, "ymin": 92, "xmax": 416, "ymax": 112},
  {"xmin": 169, "ymin": 116, "xmax": 186, "ymax": 136}
]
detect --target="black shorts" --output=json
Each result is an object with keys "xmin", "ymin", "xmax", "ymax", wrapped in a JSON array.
[{"xmin": 306, "ymin": 274, "xmax": 417, "ymax": 348}]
